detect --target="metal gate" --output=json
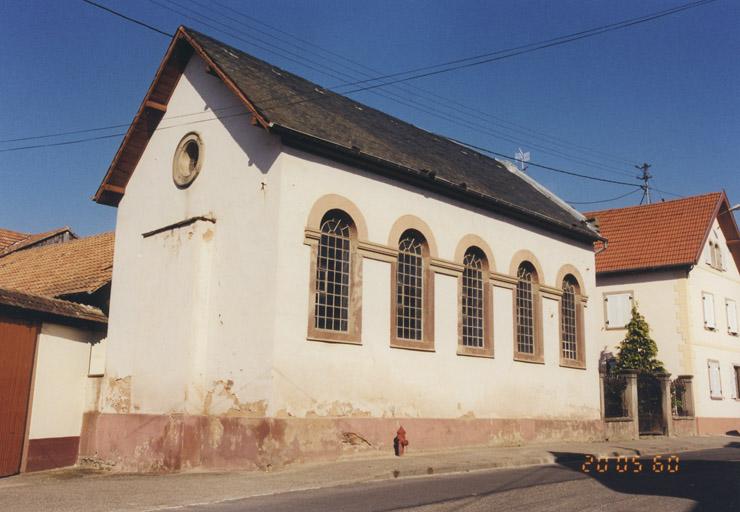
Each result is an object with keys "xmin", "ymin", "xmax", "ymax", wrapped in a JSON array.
[
  {"xmin": 637, "ymin": 372, "xmax": 665, "ymax": 435},
  {"xmin": 0, "ymin": 316, "xmax": 38, "ymax": 478}
]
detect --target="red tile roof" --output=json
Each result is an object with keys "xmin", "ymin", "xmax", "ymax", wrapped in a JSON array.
[
  {"xmin": 0, "ymin": 228, "xmax": 29, "ymax": 251},
  {"xmin": 0, "ymin": 227, "xmax": 76, "ymax": 257},
  {"xmin": 0, "ymin": 232, "xmax": 114, "ymax": 298},
  {"xmin": 0, "ymin": 286, "xmax": 107, "ymax": 325},
  {"xmin": 586, "ymin": 193, "xmax": 726, "ymax": 274}
]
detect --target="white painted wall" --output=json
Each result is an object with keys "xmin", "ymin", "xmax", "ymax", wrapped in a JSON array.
[
  {"xmin": 595, "ymin": 269, "xmax": 689, "ymax": 376},
  {"xmin": 270, "ymin": 145, "xmax": 601, "ymax": 420},
  {"xmin": 593, "ymin": 217, "xmax": 740, "ymax": 421},
  {"xmin": 104, "ymin": 54, "xmax": 282, "ymax": 416},
  {"xmin": 687, "ymin": 220, "xmax": 740, "ymax": 418},
  {"xmin": 104, "ymin": 52, "xmax": 602, "ymax": 422},
  {"xmin": 28, "ymin": 323, "xmax": 103, "ymax": 440}
]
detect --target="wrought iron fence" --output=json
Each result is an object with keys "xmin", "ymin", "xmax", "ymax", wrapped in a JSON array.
[{"xmin": 603, "ymin": 372, "xmax": 628, "ymax": 418}]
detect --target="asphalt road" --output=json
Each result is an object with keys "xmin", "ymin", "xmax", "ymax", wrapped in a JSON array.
[{"xmin": 179, "ymin": 446, "xmax": 740, "ymax": 512}]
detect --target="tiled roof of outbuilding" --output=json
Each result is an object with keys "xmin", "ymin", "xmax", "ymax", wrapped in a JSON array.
[
  {"xmin": 0, "ymin": 228, "xmax": 29, "ymax": 251},
  {"xmin": 0, "ymin": 287, "xmax": 107, "ymax": 325},
  {"xmin": 0, "ymin": 226, "xmax": 76, "ymax": 257},
  {"xmin": 0, "ymin": 231, "xmax": 114, "ymax": 299},
  {"xmin": 586, "ymin": 192, "xmax": 737, "ymax": 274},
  {"xmin": 95, "ymin": 26, "xmax": 600, "ymax": 243}
]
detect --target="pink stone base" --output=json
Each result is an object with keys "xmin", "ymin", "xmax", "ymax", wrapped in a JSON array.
[
  {"xmin": 78, "ymin": 413, "xmax": 604, "ymax": 473},
  {"xmin": 696, "ymin": 417, "xmax": 740, "ymax": 436}
]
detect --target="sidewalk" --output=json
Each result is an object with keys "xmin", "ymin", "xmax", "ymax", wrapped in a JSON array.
[{"xmin": 0, "ymin": 435, "xmax": 735, "ymax": 512}]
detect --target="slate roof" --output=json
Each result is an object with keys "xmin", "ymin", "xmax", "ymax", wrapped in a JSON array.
[
  {"xmin": 0, "ymin": 286, "xmax": 107, "ymax": 325},
  {"xmin": 586, "ymin": 193, "xmax": 737, "ymax": 274},
  {"xmin": 95, "ymin": 26, "xmax": 600, "ymax": 243},
  {"xmin": 0, "ymin": 231, "xmax": 114, "ymax": 299}
]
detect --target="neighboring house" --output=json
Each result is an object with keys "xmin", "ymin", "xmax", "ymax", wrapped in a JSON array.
[
  {"xmin": 85, "ymin": 26, "xmax": 605, "ymax": 472},
  {"xmin": 587, "ymin": 192, "xmax": 740, "ymax": 435},
  {"xmin": 0, "ymin": 226, "xmax": 76, "ymax": 257},
  {"xmin": 0, "ymin": 232, "xmax": 113, "ymax": 477}
]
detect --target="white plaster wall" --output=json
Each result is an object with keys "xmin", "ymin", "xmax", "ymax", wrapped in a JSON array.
[
  {"xmin": 270, "ymin": 146, "xmax": 601, "ymax": 420},
  {"xmin": 595, "ymin": 269, "xmax": 689, "ymax": 376},
  {"xmin": 105, "ymin": 52, "xmax": 602, "ymax": 421},
  {"xmin": 687, "ymin": 220, "xmax": 740, "ymax": 418},
  {"xmin": 28, "ymin": 323, "xmax": 102, "ymax": 440},
  {"xmin": 104, "ymin": 54, "xmax": 282, "ymax": 415}
]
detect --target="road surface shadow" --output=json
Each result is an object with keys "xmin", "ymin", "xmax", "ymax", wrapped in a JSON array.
[{"xmin": 551, "ymin": 442, "xmax": 740, "ymax": 511}]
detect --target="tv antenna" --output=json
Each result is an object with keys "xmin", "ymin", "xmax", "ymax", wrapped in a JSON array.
[
  {"xmin": 636, "ymin": 162, "xmax": 652, "ymax": 204},
  {"xmin": 515, "ymin": 148, "xmax": 530, "ymax": 172}
]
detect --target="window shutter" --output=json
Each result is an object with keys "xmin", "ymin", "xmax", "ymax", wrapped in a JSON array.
[
  {"xmin": 605, "ymin": 293, "xmax": 632, "ymax": 329},
  {"xmin": 708, "ymin": 360, "xmax": 722, "ymax": 399},
  {"xmin": 716, "ymin": 245, "xmax": 724, "ymax": 270},
  {"xmin": 727, "ymin": 300, "xmax": 738, "ymax": 335},
  {"xmin": 703, "ymin": 293, "xmax": 716, "ymax": 329},
  {"xmin": 705, "ymin": 244, "xmax": 713, "ymax": 265}
]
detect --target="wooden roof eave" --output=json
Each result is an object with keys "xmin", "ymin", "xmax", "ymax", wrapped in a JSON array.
[{"xmin": 93, "ymin": 26, "xmax": 272, "ymax": 207}]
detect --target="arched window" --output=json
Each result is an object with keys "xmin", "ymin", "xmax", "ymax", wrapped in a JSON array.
[
  {"xmin": 515, "ymin": 261, "xmax": 540, "ymax": 359},
  {"xmin": 462, "ymin": 249, "xmax": 485, "ymax": 347},
  {"xmin": 391, "ymin": 229, "xmax": 434, "ymax": 349},
  {"xmin": 396, "ymin": 230, "xmax": 425, "ymax": 341},
  {"xmin": 561, "ymin": 276, "xmax": 578, "ymax": 360},
  {"xmin": 313, "ymin": 210, "xmax": 355, "ymax": 334},
  {"xmin": 458, "ymin": 246, "xmax": 493, "ymax": 356},
  {"xmin": 559, "ymin": 274, "xmax": 586, "ymax": 367},
  {"xmin": 308, "ymin": 206, "xmax": 361, "ymax": 343}
]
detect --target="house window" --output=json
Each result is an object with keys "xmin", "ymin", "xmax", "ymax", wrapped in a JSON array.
[
  {"xmin": 560, "ymin": 275, "xmax": 587, "ymax": 367},
  {"xmin": 462, "ymin": 250, "xmax": 485, "ymax": 348},
  {"xmin": 708, "ymin": 241, "xmax": 724, "ymax": 270},
  {"xmin": 515, "ymin": 261, "xmax": 541, "ymax": 361},
  {"xmin": 391, "ymin": 229, "xmax": 434, "ymax": 350},
  {"xmin": 702, "ymin": 292, "xmax": 716, "ymax": 330},
  {"xmin": 172, "ymin": 132, "xmax": 204, "ymax": 188},
  {"xmin": 457, "ymin": 246, "xmax": 492, "ymax": 357},
  {"xmin": 396, "ymin": 230, "xmax": 424, "ymax": 341},
  {"xmin": 727, "ymin": 299, "xmax": 738, "ymax": 335},
  {"xmin": 307, "ymin": 202, "xmax": 362, "ymax": 344},
  {"xmin": 708, "ymin": 360, "xmax": 723, "ymax": 399},
  {"xmin": 604, "ymin": 292, "xmax": 633, "ymax": 329},
  {"xmin": 734, "ymin": 365, "xmax": 740, "ymax": 399},
  {"xmin": 315, "ymin": 213, "xmax": 352, "ymax": 332}
]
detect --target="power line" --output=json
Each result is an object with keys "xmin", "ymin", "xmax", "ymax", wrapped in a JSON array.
[
  {"xmin": 15, "ymin": 0, "xmax": 638, "ymax": 180},
  {"xmin": 447, "ymin": 138, "xmax": 641, "ymax": 187},
  {"xmin": 81, "ymin": 0, "xmax": 173, "ymax": 37},
  {"xmin": 13, "ymin": 0, "xmax": 687, "ymax": 198},
  {"xmin": 566, "ymin": 188, "xmax": 643, "ymax": 205},
  {"xmin": 84, "ymin": 0, "xmax": 643, "ymax": 178},
  {"xmin": 209, "ymin": 0, "xmax": 638, "ymax": 167}
]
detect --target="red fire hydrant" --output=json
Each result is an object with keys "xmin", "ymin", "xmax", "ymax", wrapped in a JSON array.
[{"xmin": 394, "ymin": 426, "xmax": 409, "ymax": 456}]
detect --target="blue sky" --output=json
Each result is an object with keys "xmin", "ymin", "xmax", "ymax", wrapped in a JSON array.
[{"xmin": 1, "ymin": 0, "xmax": 738, "ymax": 236}]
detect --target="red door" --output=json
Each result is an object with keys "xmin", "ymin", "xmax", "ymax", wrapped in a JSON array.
[{"xmin": 0, "ymin": 315, "xmax": 38, "ymax": 477}]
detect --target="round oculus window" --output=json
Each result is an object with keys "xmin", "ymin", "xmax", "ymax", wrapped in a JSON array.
[{"xmin": 172, "ymin": 133, "xmax": 203, "ymax": 188}]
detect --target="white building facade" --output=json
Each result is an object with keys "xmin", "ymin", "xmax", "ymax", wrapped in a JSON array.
[
  {"xmin": 84, "ymin": 27, "xmax": 608, "ymax": 472},
  {"xmin": 590, "ymin": 195, "xmax": 740, "ymax": 435}
]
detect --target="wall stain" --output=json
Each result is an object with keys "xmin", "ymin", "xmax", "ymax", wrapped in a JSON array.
[{"xmin": 104, "ymin": 376, "xmax": 131, "ymax": 413}]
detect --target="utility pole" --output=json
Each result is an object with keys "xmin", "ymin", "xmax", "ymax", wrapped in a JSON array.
[{"xmin": 636, "ymin": 163, "xmax": 652, "ymax": 205}]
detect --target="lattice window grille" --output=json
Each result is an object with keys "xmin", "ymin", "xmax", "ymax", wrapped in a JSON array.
[
  {"xmin": 396, "ymin": 234, "xmax": 424, "ymax": 340},
  {"xmin": 561, "ymin": 279, "xmax": 578, "ymax": 360},
  {"xmin": 516, "ymin": 265, "xmax": 535, "ymax": 354},
  {"xmin": 462, "ymin": 251, "xmax": 485, "ymax": 348},
  {"xmin": 315, "ymin": 216, "xmax": 351, "ymax": 331}
]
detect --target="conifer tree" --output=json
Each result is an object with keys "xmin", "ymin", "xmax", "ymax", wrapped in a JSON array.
[{"xmin": 616, "ymin": 304, "xmax": 665, "ymax": 374}]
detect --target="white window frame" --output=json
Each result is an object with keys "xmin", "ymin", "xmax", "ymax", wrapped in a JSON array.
[
  {"xmin": 604, "ymin": 291, "xmax": 633, "ymax": 330},
  {"xmin": 708, "ymin": 359, "xmax": 723, "ymax": 399},
  {"xmin": 726, "ymin": 299, "xmax": 739, "ymax": 335},
  {"xmin": 702, "ymin": 292, "xmax": 716, "ymax": 330}
]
